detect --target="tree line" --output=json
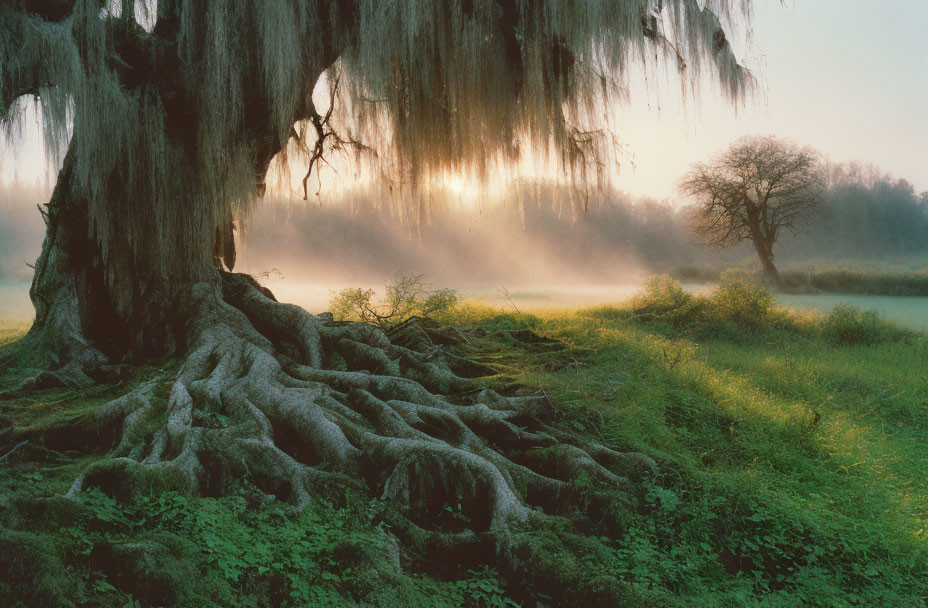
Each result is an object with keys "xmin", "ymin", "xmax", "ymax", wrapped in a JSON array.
[{"xmin": 1, "ymin": 164, "xmax": 925, "ymax": 285}]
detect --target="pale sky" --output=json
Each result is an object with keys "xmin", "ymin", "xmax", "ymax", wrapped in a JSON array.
[
  {"xmin": 2, "ymin": 0, "xmax": 927, "ymax": 200},
  {"xmin": 613, "ymin": 0, "xmax": 928, "ymax": 199}
]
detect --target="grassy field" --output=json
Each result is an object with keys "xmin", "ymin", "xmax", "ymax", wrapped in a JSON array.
[
  {"xmin": 442, "ymin": 279, "xmax": 927, "ymax": 605},
  {"xmin": 1, "ymin": 278, "xmax": 926, "ymax": 606},
  {"xmin": 0, "ymin": 316, "xmax": 31, "ymax": 346}
]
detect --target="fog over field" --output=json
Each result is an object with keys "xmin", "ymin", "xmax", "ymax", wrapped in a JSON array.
[
  {"xmin": 2, "ymin": 171, "xmax": 927, "ymax": 326},
  {"xmin": 0, "ymin": 181, "xmax": 693, "ymax": 316},
  {"xmin": 0, "ymin": 181, "xmax": 45, "ymax": 317},
  {"xmin": 234, "ymin": 188, "xmax": 671, "ymax": 311}
]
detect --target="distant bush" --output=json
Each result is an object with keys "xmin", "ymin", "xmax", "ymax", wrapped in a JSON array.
[
  {"xmin": 631, "ymin": 273, "xmax": 800, "ymax": 337},
  {"xmin": 820, "ymin": 303, "xmax": 898, "ymax": 345},
  {"xmin": 630, "ymin": 275, "xmax": 706, "ymax": 329},
  {"xmin": 775, "ymin": 266, "xmax": 928, "ymax": 297},
  {"xmin": 631, "ymin": 275, "xmax": 915, "ymax": 345},
  {"xmin": 665, "ymin": 265, "xmax": 928, "ymax": 298},
  {"xmin": 709, "ymin": 270, "xmax": 776, "ymax": 331},
  {"xmin": 809, "ymin": 269, "xmax": 928, "ymax": 296},
  {"xmin": 329, "ymin": 273, "xmax": 458, "ymax": 330}
]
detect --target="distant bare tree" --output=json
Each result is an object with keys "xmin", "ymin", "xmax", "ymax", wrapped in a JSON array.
[{"xmin": 681, "ymin": 135, "xmax": 824, "ymax": 284}]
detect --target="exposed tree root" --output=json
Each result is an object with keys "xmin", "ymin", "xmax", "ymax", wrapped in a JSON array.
[{"xmin": 42, "ymin": 272, "xmax": 655, "ymax": 603}]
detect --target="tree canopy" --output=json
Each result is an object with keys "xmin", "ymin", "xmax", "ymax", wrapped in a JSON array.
[
  {"xmin": 2, "ymin": 0, "xmax": 756, "ymax": 298},
  {"xmin": 681, "ymin": 135, "xmax": 823, "ymax": 281}
]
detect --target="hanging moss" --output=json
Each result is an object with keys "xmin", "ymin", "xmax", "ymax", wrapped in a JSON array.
[
  {"xmin": 338, "ymin": 0, "xmax": 752, "ymax": 198},
  {"xmin": 1, "ymin": 0, "xmax": 753, "ymax": 312}
]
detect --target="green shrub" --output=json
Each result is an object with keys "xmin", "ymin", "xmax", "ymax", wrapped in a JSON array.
[
  {"xmin": 709, "ymin": 271, "xmax": 775, "ymax": 331},
  {"xmin": 630, "ymin": 275, "xmax": 706, "ymax": 329},
  {"xmin": 631, "ymin": 273, "xmax": 797, "ymax": 337},
  {"xmin": 820, "ymin": 303, "xmax": 897, "ymax": 345},
  {"xmin": 329, "ymin": 273, "xmax": 458, "ymax": 329}
]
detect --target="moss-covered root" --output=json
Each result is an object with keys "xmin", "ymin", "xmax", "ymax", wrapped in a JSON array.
[
  {"xmin": 498, "ymin": 529, "xmax": 673, "ymax": 607},
  {"xmin": 0, "ymin": 529, "xmax": 73, "ymax": 607},
  {"xmin": 89, "ymin": 533, "xmax": 227, "ymax": 607},
  {"xmin": 62, "ymin": 272, "xmax": 652, "ymax": 601}
]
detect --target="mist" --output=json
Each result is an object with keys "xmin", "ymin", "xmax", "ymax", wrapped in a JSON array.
[
  {"xmin": 236, "ymin": 168, "xmax": 928, "ymax": 312},
  {"xmin": 0, "ymin": 180, "xmax": 47, "ymax": 316},
  {"xmin": 234, "ymin": 185, "xmax": 699, "ymax": 312},
  {"xmin": 1, "ymin": 167, "xmax": 926, "ymax": 318}
]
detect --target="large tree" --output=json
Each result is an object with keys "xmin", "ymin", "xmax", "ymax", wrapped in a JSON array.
[
  {"xmin": 1, "ymin": 0, "xmax": 755, "ymax": 601},
  {"xmin": 681, "ymin": 135, "xmax": 824, "ymax": 283}
]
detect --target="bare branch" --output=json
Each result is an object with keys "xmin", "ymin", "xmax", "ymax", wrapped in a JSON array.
[{"xmin": 680, "ymin": 135, "xmax": 824, "ymax": 278}]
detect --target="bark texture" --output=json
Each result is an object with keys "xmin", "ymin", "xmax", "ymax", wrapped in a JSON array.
[{"xmin": 17, "ymin": 145, "xmax": 189, "ymax": 389}]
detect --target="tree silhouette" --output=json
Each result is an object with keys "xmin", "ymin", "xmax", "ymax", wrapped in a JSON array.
[{"xmin": 681, "ymin": 135, "xmax": 824, "ymax": 283}]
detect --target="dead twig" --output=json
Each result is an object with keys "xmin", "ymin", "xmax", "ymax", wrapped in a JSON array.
[
  {"xmin": 0, "ymin": 440, "xmax": 28, "ymax": 465},
  {"xmin": 251, "ymin": 268, "xmax": 283, "ymax": 280},
  {"xmin": 497, "ymin": 284, "xmax": 522, "ymax": 317},
  {"xmin": 298, "ymin": 73, "xmax": 377, "ymax": 200}
]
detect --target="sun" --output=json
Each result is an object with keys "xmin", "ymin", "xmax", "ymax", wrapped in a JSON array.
[
  {"xmin": 430, "ymin": 170, "xmax": 484, "ymax": 204},
  {"xmin": 444, "ymin": 174, "xmax": 470, "ymax": 197}
]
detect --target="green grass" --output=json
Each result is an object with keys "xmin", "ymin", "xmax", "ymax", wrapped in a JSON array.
[
  {"xmin": 0, "ymin": 316, "xmax": 31, "ymax": 347},
  {"xmin": 2, "ymin": 293, "xmax": 927, "ymax": 606},
  {"xmin": 445, "ymin": 287, "xmax": 928, "ymax": 605}
]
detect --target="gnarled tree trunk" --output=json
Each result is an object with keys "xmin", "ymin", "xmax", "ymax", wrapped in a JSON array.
[
  {"xmin": 24, "ymin": 147, "xmax": 187, "ymax": 384},
  {"xmin": 11, "ymin": 131, "xmax": 656, "ymax": 607},
  {"xmin": 1, "ymin": 1, "xmax": 738, "ymax": 602},
  {"xmin": 747, "ymin": 214, "xmax": 782, "ymax": 286}
]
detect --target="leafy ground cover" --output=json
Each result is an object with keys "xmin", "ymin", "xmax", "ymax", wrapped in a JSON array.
[
  {"xmin": 1, "ymin": 276, "xmax": 926, "ymax": 606},
  {"xmin": 440, "ymin": 277, "xmax": 927, "ymax": 605}
]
